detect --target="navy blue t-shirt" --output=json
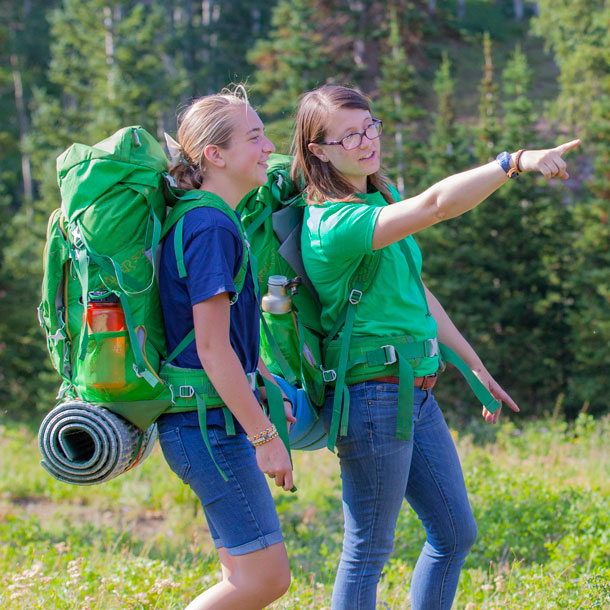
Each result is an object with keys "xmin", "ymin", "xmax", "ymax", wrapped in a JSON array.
[{"xmin": 159, "ymin": 205, "xmax": 260, "ymax": 376}]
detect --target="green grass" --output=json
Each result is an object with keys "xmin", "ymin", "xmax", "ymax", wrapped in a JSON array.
[{"xmin": 1, "ymin": 414, "xmax": 610, "ymax": 609}]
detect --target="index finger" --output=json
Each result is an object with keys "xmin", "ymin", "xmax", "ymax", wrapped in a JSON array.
[
  {"xmin": 283, "ymin": 469, "xmax": 294, "ymax": 491},
  {"xmin": 553, "ymin": 139, "xmax": 581, "ymax": 156}
]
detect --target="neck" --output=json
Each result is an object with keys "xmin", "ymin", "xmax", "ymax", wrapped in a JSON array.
[
  {"xmin": 199, "ymin": 175, "xmax": 244, "ymax": 210},
  {"xmin": 348, "ymin": 175, "xmax": 368, "ymax": 194}
]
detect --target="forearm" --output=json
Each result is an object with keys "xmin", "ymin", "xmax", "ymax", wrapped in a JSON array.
[
  {"xmin": 374, "ymin": 160, "xmax": 509, "ymax": 249},
  {"xmin": 426, "ymin": 286, "xmax": 485, "ymax": 372},
  {"xmin": 198, "ymin": 344, "xmax": 271, "ymax": 435},
  {"xmin": 256, "ymin": 355, "xmax": 289, "ymax": 401}
]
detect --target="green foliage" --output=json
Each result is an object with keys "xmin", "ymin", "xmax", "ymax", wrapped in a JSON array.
[
  {"xmin": 534, "ymin": 0, "xmax": 610, "ymax": 415},
  {"xmin": 533, "ymin": 0, "xmax": 610, "ymax": 136},
  {"xmin": 475, "ymin": 31, "xmax": 499, "ymax": 162},
  {"xmin": 423, "ymin": 52, "xmax": 473, "ymax": 186},
  {"xmin": 248, "ymin": 0, "xmax": 348, "ymax": 149},
  {"xmin": 375, "ymin": 5, "xmax": 425, "ymax": 196},
  {"xmin": 3, "ymin": 417, "xmax": 610, "ymax": 608},
  {"xmin": 1, "ymin": 0, "xmax": 609, "ymax": 422}
]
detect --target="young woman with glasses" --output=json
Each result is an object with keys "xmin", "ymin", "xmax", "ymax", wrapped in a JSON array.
[{"xmin": 291, "ymin": 84, "xmax": 579, "ymax": 610}]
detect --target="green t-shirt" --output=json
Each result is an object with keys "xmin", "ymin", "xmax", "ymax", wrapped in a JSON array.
[{"xmin": 301, "ymin": 187, "xmax": 439, "ymax": 376}]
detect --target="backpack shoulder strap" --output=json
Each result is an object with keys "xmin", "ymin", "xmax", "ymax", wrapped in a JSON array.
[
  {"xmin": 322, "ymin": 249, "xmax": 382, "ymax": 351},
  {"xmin": 162, "ymin": 190, "xmax": 249, "ymax": 293},
  {"xmin": 162, "ymin": 190, "xmax": 250, "ymax": 366}
]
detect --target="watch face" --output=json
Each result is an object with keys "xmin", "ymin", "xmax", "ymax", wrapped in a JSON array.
[{"xmin": 496, "ymin": 151, "xmax": 512, "ymax": 175}]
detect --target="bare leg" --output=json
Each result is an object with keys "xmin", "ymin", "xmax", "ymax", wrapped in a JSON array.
[
  {"xmin": 218, "ymin": 548, "xmax": 234, "ymax": 581},
  {"xmin": 184, "ymin": 541, "xmax": 291, "ymax": 610}
]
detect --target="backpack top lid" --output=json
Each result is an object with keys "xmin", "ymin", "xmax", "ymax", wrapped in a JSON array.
[{"xmin": 56, "ymin": 126, "xmax": 169, "ymax": 223}]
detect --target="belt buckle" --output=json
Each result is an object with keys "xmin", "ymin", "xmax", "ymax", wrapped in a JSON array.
[
  {"xmin": 178, "ymin": 385, "xmax": 195, "ymax": 398},
  {"xmin": 419, "ymin": 373, "xmax": 438, "ymax": 390},
  {"xmin": 380, "ymin": 345, "xmax": 397, "ymax": 365},
  {"xmin": 426, "ymin": 338, "xmax": 439, "ymax": 358}
]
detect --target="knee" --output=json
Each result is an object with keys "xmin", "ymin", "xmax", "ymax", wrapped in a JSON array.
[
  {"xmin": 457, "ymin": 514, "xmax": 478, "ymax": 555},
  {"xmin": 262, "ymin": 563, "xmax": 292, "ymax": 601}
]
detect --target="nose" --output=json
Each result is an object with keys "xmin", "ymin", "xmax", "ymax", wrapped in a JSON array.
[
  {"xmin": 359, "ymin": 133, "xmax": 372, "ymax": 149},
  {"xmin": 263, "ymin": 135, "xmax": 275, "ymax": 154}
]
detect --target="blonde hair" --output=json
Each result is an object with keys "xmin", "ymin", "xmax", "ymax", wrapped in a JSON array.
[
  {"xmin": 291, "ymin": 85, "xmax": 392, "ymax": 205},
  {"xmin": 169, "ymin": 85, "xmax": 250, "ymax": 190}
]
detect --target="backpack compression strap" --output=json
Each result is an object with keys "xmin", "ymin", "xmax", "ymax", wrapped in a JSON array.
[
  {"xmin": 323, "ymin": 239, "xmax": 500, "ymax": 450},
  {"xmin": 321, "ymin": 251, "xmax": 382, "ymax": 451},
  {"xmin": 163, "ymin": 190, "xmax": 249, "ymax": 293},
  {"xmin": 396, "ymin": 240, "xmax": 500, "ymax": 414}
]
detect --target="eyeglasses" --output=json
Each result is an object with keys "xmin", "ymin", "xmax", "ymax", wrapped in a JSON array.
[{"xmin": 318, "ymin": 118, "xmax": 383, "ymax": 151}]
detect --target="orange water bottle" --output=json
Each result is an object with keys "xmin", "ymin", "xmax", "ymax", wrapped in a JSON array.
[{"xmin": 87, "ymin": 292, "xmax": 126, "ymax": 389}]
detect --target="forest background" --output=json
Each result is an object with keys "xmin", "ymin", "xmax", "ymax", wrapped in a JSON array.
[
  {"xmin": 0, "ymin": 0, "xmax": 608, "ymax": 424},
  {"xmin": 1, "ymin": 1, "xmax": 610, "ymax": 609}
]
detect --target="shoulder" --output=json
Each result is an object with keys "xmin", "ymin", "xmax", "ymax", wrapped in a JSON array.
[
  {"xmin": 387, "ymin": 184, "xmax": 401, "ymax": 202},
  {"xmin": 182, "ymin": 206, "xmax": 241, "ymax": 235}
]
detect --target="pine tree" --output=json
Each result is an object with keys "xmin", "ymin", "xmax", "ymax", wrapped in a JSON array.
[
  {"xmin": 375, "ymin": 5, "xmax": 424, "ymax": 196},
  {"xmin": 534, "ymin": 0, "xmax": 610, "ymax": 414},
  {"xmin": 420, "ymin": 44, "xmax": 577, "ymax": 416},
  {"xmin": 475, "ymin": 32, "xmax": 499, "ymax": 163},
  {"xmin": 424, "ymin": 52, "xmax": 472, "ymax": 186},
  {"xmin": 248, "ymin": 0, "xmax": 347, "ymax": 150}
]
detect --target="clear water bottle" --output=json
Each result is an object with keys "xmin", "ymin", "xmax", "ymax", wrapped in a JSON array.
[
  {"xmin": 87, "ymin": 292, "xmax": 126, "ymax": 389},
  {"xmin": 261, "ymin": 276, "xmax": 300, "ymax": 314}
]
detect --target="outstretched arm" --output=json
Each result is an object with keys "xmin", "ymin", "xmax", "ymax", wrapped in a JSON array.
[
  {"xmin": 424, "ymin": 283, "xmax": 520, "ymax": 424},
  {"xmin": 372, "ymin": 140, "xmax": 580, "ymax": 250},
  {"xmin": 193, "ymin": 293, "xmax": 294, "ymax": 490}
]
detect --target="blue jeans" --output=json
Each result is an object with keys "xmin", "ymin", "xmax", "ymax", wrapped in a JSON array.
[
  {"xmin": 157, "ymin": 410, "xmax": 283, "ymax": 556},
  {"xmin": 322, "ymin": 382, "xmax": 477, "ymax": 610}
]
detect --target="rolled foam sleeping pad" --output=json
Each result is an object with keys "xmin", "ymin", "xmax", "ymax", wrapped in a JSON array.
[{"xmin": 38, "ymin": 401, "xmax": 157, "ymax": 485}]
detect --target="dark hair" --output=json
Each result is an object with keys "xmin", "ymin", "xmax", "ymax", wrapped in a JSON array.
[
  {"xmin": 291, "ymin": 85, "xmax": 392, "ymax": 205},
  {"xmin": 169, "ymin": 85, "xmax": 249, "ymax": 190}
]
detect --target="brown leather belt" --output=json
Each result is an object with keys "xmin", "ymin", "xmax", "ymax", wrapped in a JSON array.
[{"xmin": 370, "ymin": 373, "xmax": 438, "ymax": 390}]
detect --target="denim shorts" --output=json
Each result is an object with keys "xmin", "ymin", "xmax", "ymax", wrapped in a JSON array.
[{"xmin": 157, "ymin": 410, "xmax": 283, "ymax": 556}]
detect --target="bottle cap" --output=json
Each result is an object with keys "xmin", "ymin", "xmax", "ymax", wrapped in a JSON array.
[
  {"xmin": 89, "ymin": 290, "xmax": 120, "ymax": 303},
  {"xmin": 267, "ymin": 275, "xmax": 288, "ymax": 286}
]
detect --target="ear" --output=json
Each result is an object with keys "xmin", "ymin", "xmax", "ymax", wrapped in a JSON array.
[
  {"xmin": 203, "ymin": 144, "xmax": 226, "ymax": 169},
  {"xmin": 308, "ymin": 142, "xmax": 329, "ymax": 163}
]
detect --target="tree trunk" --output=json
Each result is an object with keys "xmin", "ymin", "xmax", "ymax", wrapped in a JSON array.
[
  {"xmin": 9, "ymin": 15, "xmax": 33, "ymax": 204},
  {"xmin": 457, "ymin": 0, "xmax": 466, "ymax": 20},
  {"xmin": 514, "ymin": 0, "xmax": 524, "ymax": 21},
  {"xmin": 103, "ymin": 6, "xmax": 116, "ymax": 100}
]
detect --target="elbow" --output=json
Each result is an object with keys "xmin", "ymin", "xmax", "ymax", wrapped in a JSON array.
[
  {"xmin": 426, "ymin": 189, "xmax": 448, "ymax": 223},
  {"xmin": 196, "ymin": 339, "xmax": 226, "ymax": 371}
]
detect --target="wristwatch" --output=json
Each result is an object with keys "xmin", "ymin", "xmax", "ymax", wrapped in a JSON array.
[{"xmin": 496, "ymin": 151, "xmax": 520, "ymax": 179}]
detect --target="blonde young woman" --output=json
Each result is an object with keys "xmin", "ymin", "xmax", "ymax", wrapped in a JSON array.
[
  {"xmin": 292, "ymin": 84, "xmax": 579, "ymax": 610},
  {"xmin": 157, "ymin": 87, "xmax": 295, "ymax": 610}
]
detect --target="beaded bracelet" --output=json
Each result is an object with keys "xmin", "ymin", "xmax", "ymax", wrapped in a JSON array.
[{"xmin": 247, "ymin": 424, "xmax": 278, "ymax": 447}]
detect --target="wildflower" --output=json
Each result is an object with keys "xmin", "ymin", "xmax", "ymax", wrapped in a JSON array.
[{"xmin": 150, "ymin": 578, "xmax": 180, "ymax": 594}]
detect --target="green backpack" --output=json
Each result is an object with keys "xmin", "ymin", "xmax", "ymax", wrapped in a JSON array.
[
  {"xmin": 40, "ymin": 126, "xmax": 171, "ymax": 431},
  {"xmin": 40, "ymin": 126, "xmax": 291, "ymax": 476},
  {"xmin": 238, "ymin": 157, "xmax": 502, "ymax": 451},
  {"xmin": 236, "ymin": 154, "xmax": 385, "ymax": 450}
]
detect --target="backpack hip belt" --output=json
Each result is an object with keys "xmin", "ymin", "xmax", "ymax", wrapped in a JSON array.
[
  {"xmin": 323, "ymin": 334, "xmax": 500, "ymax": 447},
  {"xmin": 160, "ymin": 364, "xmax": 259, "ymax": 481}
]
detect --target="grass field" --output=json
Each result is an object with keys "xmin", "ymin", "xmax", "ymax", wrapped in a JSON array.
[{"xmin": 2, "ymin": 413, "xmax": 610, "ymax": 609}]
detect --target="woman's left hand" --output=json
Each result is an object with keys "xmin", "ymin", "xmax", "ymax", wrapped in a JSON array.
[
  {"xmin": 284, "ymin": 397, "xmax": 297, "ymax": 432},
  {"xmin": 473, "ymin": 368, "xmax": 520, "ymax": 424}
]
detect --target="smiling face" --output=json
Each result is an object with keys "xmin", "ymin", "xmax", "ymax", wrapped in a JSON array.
[
  {"xmin": 308, "ymin": 108, "xmax": 382, "ymax": 193},
  {"xmin": 222, "ymin": 105, "xmax": 275, "ymax": 193}
]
